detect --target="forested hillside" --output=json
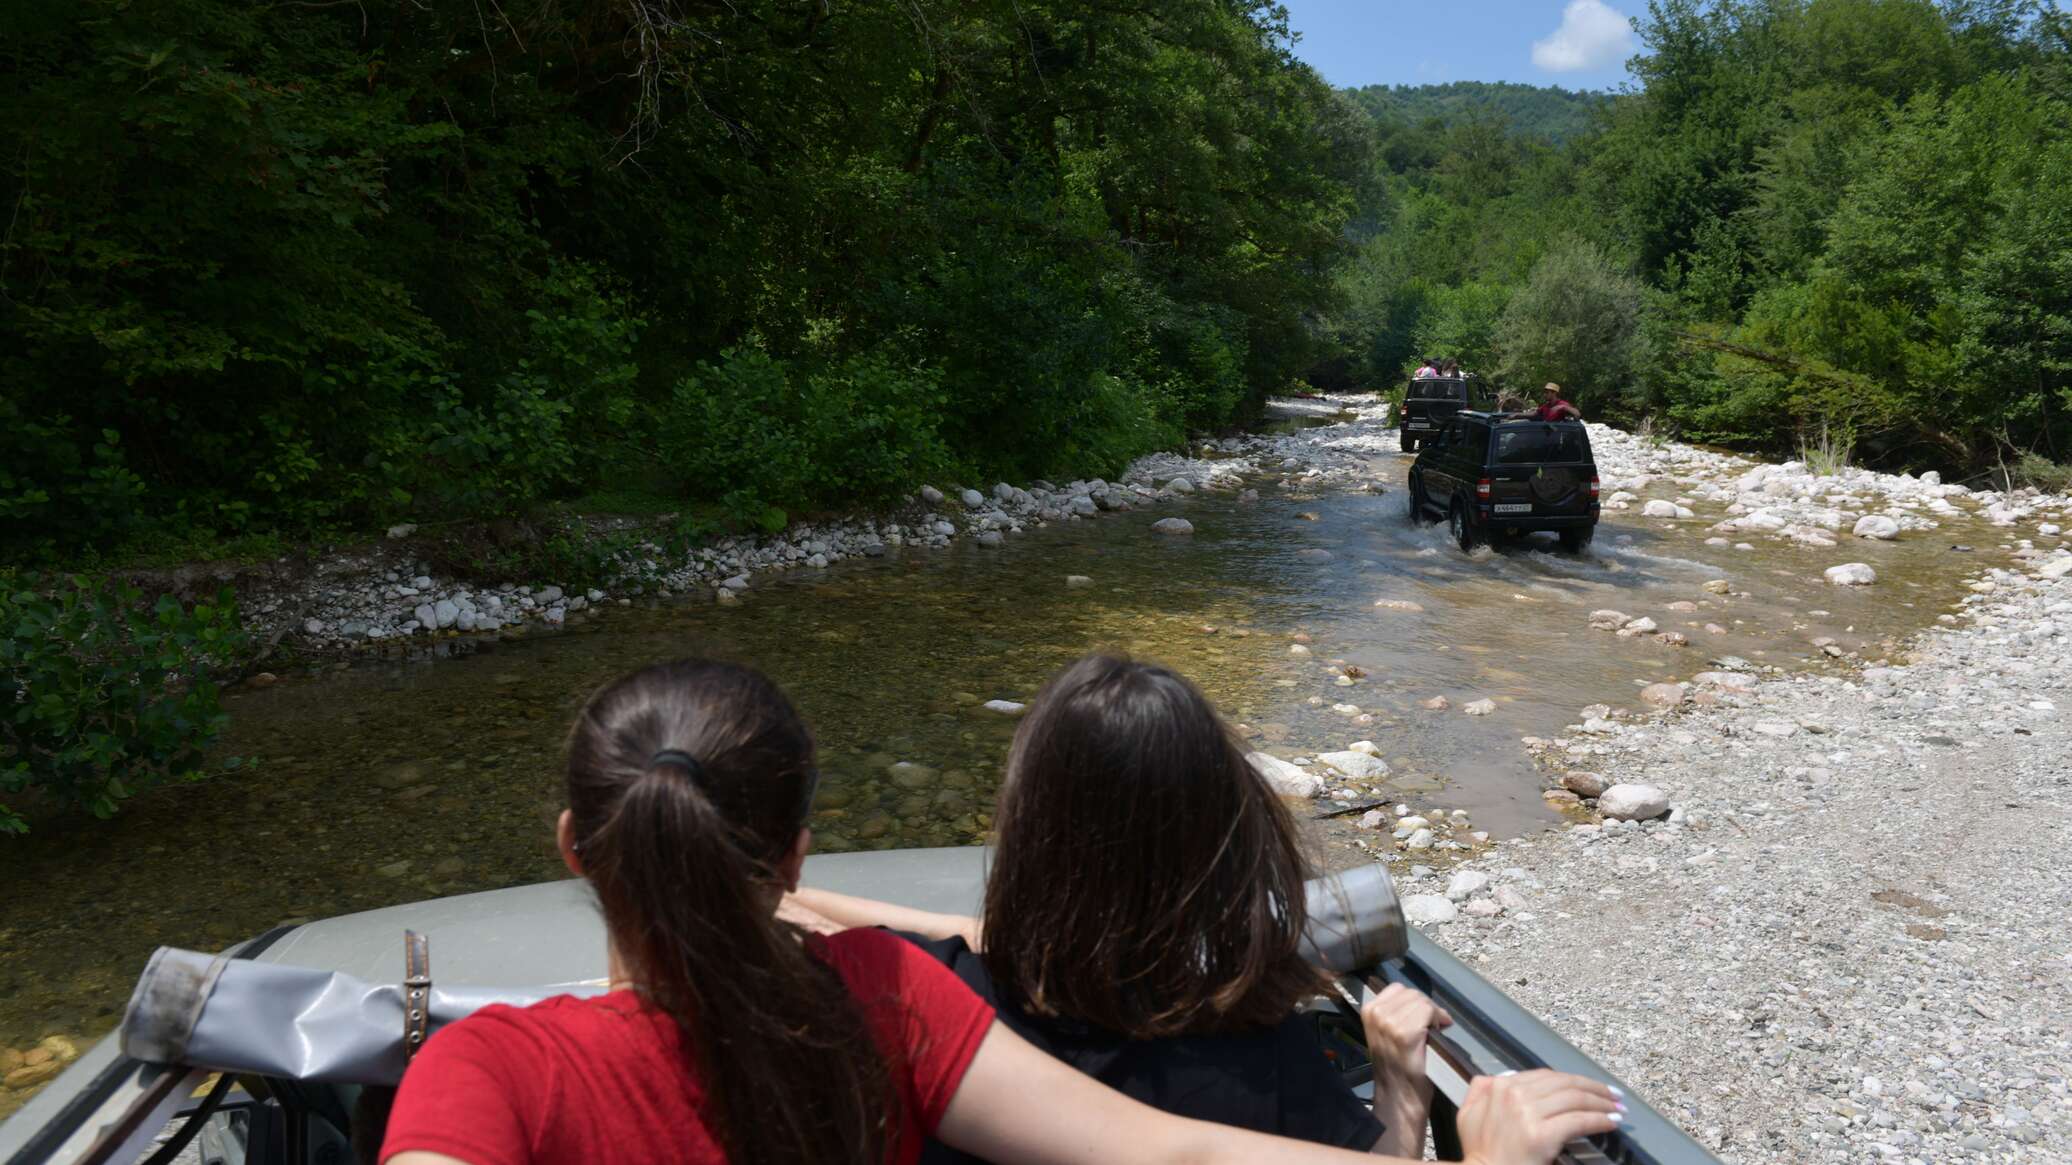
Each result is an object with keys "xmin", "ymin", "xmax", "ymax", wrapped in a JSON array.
[
  {"xmin": 1344, "ymin": 81, "xmax": 1611, "ymax": 142},
  {"xmin": 7, "ymin": 0, "xmax": 2072, "ymax": 569},
  {"xmin": 1328, "ymin": 0, "xmax": 2072, "ymax": 484},
  {"xmin": 0, "ymin": 1, "xmax": 1366, "ymax": 562}
]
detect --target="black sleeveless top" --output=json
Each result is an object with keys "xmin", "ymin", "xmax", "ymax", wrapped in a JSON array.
[{"xmin": 895, "ymin": 933, "xmax": 1383, "ymax": 1162}]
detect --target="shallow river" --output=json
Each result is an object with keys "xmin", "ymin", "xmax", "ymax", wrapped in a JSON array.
[{"xmin": 0, "ymin": 423, "xmax": 2012, "ymax": 1111}]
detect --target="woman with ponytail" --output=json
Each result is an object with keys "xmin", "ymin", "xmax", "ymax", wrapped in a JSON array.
[{"xmin": 382, "ymin": 659, "xmax": 1620, "ymax": 1165}]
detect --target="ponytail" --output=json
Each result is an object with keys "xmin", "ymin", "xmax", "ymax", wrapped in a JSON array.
[{"xmin": 568, "ymin": 661, "xmax": 892, "ymax": 1164}]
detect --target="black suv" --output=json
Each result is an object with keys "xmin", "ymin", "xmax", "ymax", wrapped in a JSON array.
[
  {"xmin": 1397, "ymin": 376, "xmax": 1482, "ymax": 452},
  {"xmin": 1407, "ymin": 411, "xmax": 1600, "ymax": 552}
]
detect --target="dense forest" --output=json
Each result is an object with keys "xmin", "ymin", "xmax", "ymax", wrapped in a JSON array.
[
  {"xmin": 1, "ymin": 0, "xmax": 1367, "ymax": 563},
  {"xmin": 1327, "ymin": 0, "xmax": 2072, "ymax": 487},
  {"xmin": 5, "ymin": 0, "xmax": 2072, "ymax": 568},
  {"xmin": 1344, "ymin": 81, "xmax": 1611, "ymax": 143}
]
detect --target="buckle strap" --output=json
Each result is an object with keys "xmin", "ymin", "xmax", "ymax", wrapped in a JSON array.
[{"xmin": 402, "ymin": 929, "xmax": 432, "ymax": 1062}]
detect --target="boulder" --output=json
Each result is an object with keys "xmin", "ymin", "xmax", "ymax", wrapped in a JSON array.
[
  {"xmin": 1824, "ymin": 562, "xmax": 1877, "ymax": 586},
  {"xmin": 1401, "ymin": 894, "xmax": 1458, "ymax": 925},
  {"xmin": 1150, "ymin": 517, "xmax": 1195, "ymax": 535},
  {"xmin": 1588, "ymin": 609, "xmax": 1629, "ymax": 630},
  {"xmin": 1638, "ymin": 683, "xmax": 1686, "ymax": 709},
  {"xmin": 1164, "ymin": 476, "xmax": 1196, "ymax": 494},
  {"xmin": 960, "ymin": 488, "xmax": 985, "ymax": 508},
  {"xmin": 1853, "ymin": 515, "xmax": 1901, "ymax": 540},
  {"xmin": 1316, "ymin": 750, "xmax": 1390, "ymax": 780},
  {"xmin": 1247, "ymin": 752, "xmax": 1324, "ymax": 798},
  {"xmin": 1563, "ymin": 770, "xmax": 1609, "ymax": 797},
  {"xmin": 1445, "ymin": 870, "xmax": 1491, "ymax": 901},
  {"xmin": 1598, "ymin": 783, "xmax": 1670, "ymax": 821},
  {"xmin": 1642, "ymin": 499, "xmax": 1680, "ymax": 518}
]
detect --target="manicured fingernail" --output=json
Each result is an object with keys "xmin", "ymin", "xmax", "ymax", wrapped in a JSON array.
[
  {"xmin": 1615, "ymin": 1101, "xmax": 1628, "ymax": 1113},
  {"xmin": 1608, "ymin": 1112, "xmax": 1624, "ymax": 1124},
  {"xmin": 1608, "ymin": 1084, "xmax": 1625, "ymax": 1098},
  {"xmin": 1499, "ymin": 1069, "xmax": 1518, "ymax": 1077}
]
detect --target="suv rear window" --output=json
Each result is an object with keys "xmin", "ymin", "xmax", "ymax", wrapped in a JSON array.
[
  {"xmin": 1410, "ymin": 379, "xmax": 1466, "ymax": 401},
  {"xmin": 1492, "ymin": 424, "xmax": 1590, "ymax": 464}
]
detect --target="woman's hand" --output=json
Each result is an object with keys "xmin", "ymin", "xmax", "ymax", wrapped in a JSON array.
[
  {"xmin": 1362, "ymin": 983, "xmax": 1450, "ymax": 1095},
  {"xmin": 1457, "ymin": 1070, "xmax": 1622, "ymax": 1165}
]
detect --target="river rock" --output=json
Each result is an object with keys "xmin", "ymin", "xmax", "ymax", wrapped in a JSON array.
[
  {"xmin": 1462, "ymin": 698, "xmax": 1496, "ymax": 715},
  {"xmin": 1247, "ymin": 752, "xmax": 1324, "ymax": 798},
  {"xmin": 433, "ymin": 599, "xmax": 459, "ymax": 629},
  {"xmin": 1620, "ymin": 616, "xmax": 1658, "ymax": 634},
  {"xmin": 1404, "ymin": 828, "xmax": 1435, "ymax": 850},
  {"xmin": 1445, "ymin": 870, "xmax": 1491, "ymax": 901},
  {"xmin": 1853, "ymin": 515, "xmax": 1901, "ymax": 540},
  {"xmin": 1598, "ymin": 783, "xmax": 1670, "ymax": 821},
  {"xmin": 1422, "ymin": 695, "xmax": 1450, "ymax": 710},
  {"xmin": 537, "ymin": 585, "xmax": 564, "ymax": 604},
  {"xmin": 1374, "ymin": 599, "xmax": 1425, "ymax": 612},
  {"xmin": 920, "ymin": 485, "xmax": 945, "ymax": 505},
  {"xmin": 1588, "ymin": 609, "xmax": 1628, "ymax": 630},
  {"xmin": 960, "ymin": 488, "xmax": 985, "ymax": 508},
  {"xmin": 1639, "ymin": 683, "xmax": 1686, "ymax": 709},
  {"xmin": 1693, "ymin": 670, "xmax": 1757, "ymax": 692},
  {"xmin": 887, "ymin": 762, "xmax": 940, "ymax": 789},
  {"xmin": 1345, "ymin": 740, "xmax": 1383, "ymax": 757},
  {"xmin": 1316, "ymin": 750, "xmax": 1389, "ymax": 779},
  {"xmin": 1151, "ymin": 518, "xmax": 1195, "ymax": 535},
  {"xmin": 1165, "ymin": 476, "xmax": 1196, "ymax": 494},
  {"xmin": 1288, "ymin": 643, "xmax": 1311, "ymax": 657},
  {"xmin": 1401, "ymin": 894, "xmax": 1458, "ymax": 924},
  {"xmin": 981, "ymin": 699, "xmax": 1027, "ymax": 716},
  {"xmin": 1825, "ymin": 562, "xmax": 1877, "ymax": 585},
  {"xmin": 413, "ymin": 603, "xmax": 437, "ymax": 630},
  {"xmin": 2037, "ymin": 557, "xmax": 2072, "ymax": 580},
  {"xmin": 1703, "ymin": 579, "xmax": 1733, "ymax": 594},
  {"xmin": 1357, "ymin": 809, "xmax": 1387, "ymax": 830},
  {"xmin": 1065, "ymin": 575, "xmax": 1093, "ymax": 588},
  {"xmin": 1295, "ymin": 548, "xmax": 1334, "ymax": 562},
  {"xmin": 1563, "ymin": 770, "xmax": 1609, "ymax": 797},
  {"xmin": 1642, "ymin": 499, "xmax": 1680, "ymax": 518},
  {"xmin": 1070, "ymin": 496, "xmax": 1098, "ymax": 517},
  {"xmin": 1656, "ymin": 631, "xmax": 1690, "ymax": 647},
  {"xmin": 976, "ymin": 531, "xmax": 1004, "ymax": 548}
]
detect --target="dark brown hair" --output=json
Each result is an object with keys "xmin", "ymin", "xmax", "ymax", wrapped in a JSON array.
[
  {"xmin": 566, "ymin": 659, "xmax": 890, "ymax": 1164},
  {"xmin": 980, "ymin": 654, "xmax": 1320, "ymax": 1039}
]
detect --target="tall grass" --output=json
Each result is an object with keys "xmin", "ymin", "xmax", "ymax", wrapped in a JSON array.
[{"xmin": 1798, "ymin": 422, "xmax": 1854, "ymax": 478}]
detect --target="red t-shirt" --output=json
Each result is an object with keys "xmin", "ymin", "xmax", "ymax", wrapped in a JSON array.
[{"xmin": 380, "ymin": 928, "xmax": 996, "ymax": 1165}]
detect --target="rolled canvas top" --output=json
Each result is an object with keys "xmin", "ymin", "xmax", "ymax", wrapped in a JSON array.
[{"xmin": 119, "ymin": 864, "xmax": 1402, "ymax": 1084}]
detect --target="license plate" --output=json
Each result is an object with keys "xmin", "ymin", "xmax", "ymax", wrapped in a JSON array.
[
  {"xmin": 1408, "ymin": 421, "xmax": 1432, "ymax": 429},
  {"xmin": 1493, "ymin": 503, "xmax": 1532, "ymax": 514}
]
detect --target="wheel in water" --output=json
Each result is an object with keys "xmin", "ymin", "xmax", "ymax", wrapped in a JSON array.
[{"xmin": 1450, "ymin": 498, "xmax": 1481, "ymax": 551}]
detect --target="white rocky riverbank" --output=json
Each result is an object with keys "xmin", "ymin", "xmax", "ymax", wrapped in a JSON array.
[{"xmin": 1375, "ymin": 548, "xmax": 2072, "ymax": 1163}]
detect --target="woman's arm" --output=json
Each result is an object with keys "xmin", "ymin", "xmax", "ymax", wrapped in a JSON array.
[
  {"xmin": 783, "ymin": 885, "xmax": 981, "ymax": 946},
  {"xmin": 1361, "ymin": 984, "xmax": 1445, "ymax": 1157},
  {"xmin": 938, "ymin": 1020, "xmax": 1620, "ymax": 1165}
]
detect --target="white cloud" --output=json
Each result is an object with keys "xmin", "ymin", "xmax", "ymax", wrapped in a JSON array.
[{"xmin": 1531, "ymin": 0, "xmax": 1634, "ymax": 73}]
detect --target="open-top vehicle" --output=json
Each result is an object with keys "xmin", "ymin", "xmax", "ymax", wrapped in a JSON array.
[
  {"xmin": 0, "ymin": 848, "xmax": 1709, "ymax": 1165},
  {"xmin": 1407, "ymin": 411, "xmax": 1600, "ymax": 553},
  {"xmin": 1397, "ymin": 376, "xmax": 1485, "ymax": 452}
]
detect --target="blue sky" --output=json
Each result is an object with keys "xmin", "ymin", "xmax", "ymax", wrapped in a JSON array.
[{"xmin": 1279, "ymin": 0, "xmax": 1646, "ymax": 91}]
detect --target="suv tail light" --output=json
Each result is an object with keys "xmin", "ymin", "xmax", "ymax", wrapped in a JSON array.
[
  {"xmin": 1589, "ymin": 474, "xmax": 1601, "ymax": 498},
  {"xmin": 1476, "ymin": 477, "xmax": 1492, "ymax": 500}
]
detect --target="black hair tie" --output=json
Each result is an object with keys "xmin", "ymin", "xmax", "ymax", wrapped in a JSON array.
[{"xmin": 650, "ymin": 749, "xmax": 702, "ymax": 780}]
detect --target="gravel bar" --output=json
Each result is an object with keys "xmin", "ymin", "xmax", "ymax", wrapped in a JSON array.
[{"xmin": 1397, "ymin": 558, "xmax": 2072, "ymax": 1163}]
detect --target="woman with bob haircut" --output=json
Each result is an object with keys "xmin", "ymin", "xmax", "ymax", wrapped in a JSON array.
[
  {"xmin": 789, "ymin": 654, "xmax": 1501, "ymax": 1159},
  {"xmin": 382, "ymin": 658, "xmax": 1621, "ymax": 1165}
]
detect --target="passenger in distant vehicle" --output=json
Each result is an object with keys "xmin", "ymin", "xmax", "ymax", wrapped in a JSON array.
[
  {"xmin": 1497, "ymin": 392, "xmax": 1528, "ymax": 414},
  {"xmin": 1439, "ymin": 358, "xmax": 1460, "ymax": 377},
  {"xmin": 381, "ymin": 658, "xmax": 1620, "ymax": 1165},
  {"xmin": 786, "ymin": 655, "xmax": 1445, "ymax": 1160},
  {"xmin": 1414, "ymin": 358, "xmax": 1438, "ymax": 378},
  {"xmin": 1534, "ymin": 383, "xmax": 1582, "ymax": 422}
]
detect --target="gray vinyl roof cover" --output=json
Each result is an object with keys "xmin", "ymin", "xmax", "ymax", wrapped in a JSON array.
[{"xmin": 250, "ymin": 846, "xmax": 994, "ymax": 983}]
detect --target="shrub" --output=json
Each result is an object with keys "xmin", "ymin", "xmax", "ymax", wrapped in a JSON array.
[
  {"xmin": 2009, "ymin": 452, "xmax": 2072, "ymax": 494},
  {"xmin": 659, "ymin": 349, "xmax": 952, "ymax": 528},
  {"xmin": 0, "ymin": 579, "xmax": 248, "ymax": 834}
]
